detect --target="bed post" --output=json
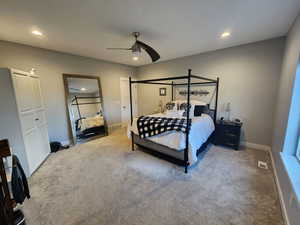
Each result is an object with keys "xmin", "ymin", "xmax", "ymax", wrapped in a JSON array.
[
  {"xmin": 171, "ymin": 81, "xmax": 174, "ymax": 101},
  {"xmin": 214, "ymin": 77, "xmax": 219, "ymax": 124},
  {"xmin": 185, "ymin": 69, "xmax": 192, "ymax": 173},
  {"xmin": 129, "ymin": 77, "xmax": 134, "ymax": 151},
  {"xmin": 75, "ymin": 96, "xmax": 82, "ymax": 119}
]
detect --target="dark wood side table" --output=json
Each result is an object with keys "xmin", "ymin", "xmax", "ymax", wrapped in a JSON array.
[
  {"xmin": 214, "ymin": 120, "xmax": 242, "ymax": 150},
  {"xmin": 0, "ymin": 139, "xmax": 14, "ymax": 225}
]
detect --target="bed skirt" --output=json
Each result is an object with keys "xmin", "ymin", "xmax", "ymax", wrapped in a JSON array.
[{"xmin": 133, "ymin": 133, "xmax": 214, "ymax": 166}]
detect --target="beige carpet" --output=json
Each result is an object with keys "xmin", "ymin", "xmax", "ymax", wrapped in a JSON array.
[{"xmin": 21, "ymin": 129, "xmax": 284, "ymax": 225}]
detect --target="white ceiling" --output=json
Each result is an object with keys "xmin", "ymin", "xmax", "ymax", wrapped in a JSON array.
[
  {"xmin": 0, "ymin": 0, "xmax": 299, "ymax": 66},
  {"xmin": 68, "ymin": 78, "xmax": 99, "ymax": 94}
]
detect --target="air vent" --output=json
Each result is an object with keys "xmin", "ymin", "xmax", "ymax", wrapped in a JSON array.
[{"xmin": 258, "ymin": 161, "xmax": 268, "ymax": 170}]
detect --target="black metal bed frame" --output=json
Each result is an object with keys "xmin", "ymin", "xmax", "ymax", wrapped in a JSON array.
[
  {"xmin": 71, "ymin": 96, "xmax": 106, "ymax": 138},
  {"xmin": 71, "ymin": 96, "xmax": 101, "ymax": 120},
  {"xmin": 129, "ymin": 69, "xmax": 219, "ymax": 173}
]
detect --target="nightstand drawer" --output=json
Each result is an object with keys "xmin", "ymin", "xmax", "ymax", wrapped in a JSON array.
[
  {"xmin": 224, "ymin": 132, "xmax": 238, "ymax": 138},
  {"xmin": 221, "ymin": 125, "xmax": 240, "ymax": 134},
  {"xmin": 222, "ymin": 133, "xmax": 239, "ymax": 142}
]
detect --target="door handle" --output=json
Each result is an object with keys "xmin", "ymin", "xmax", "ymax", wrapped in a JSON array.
[{"xmin": 35, "ymin": 118, "xmax": 39, "ymax": 121}]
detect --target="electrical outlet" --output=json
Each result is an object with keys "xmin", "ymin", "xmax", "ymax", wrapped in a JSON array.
[{"xmin": 258, "ymin": 161, "xmax": 268, "ymax": 169}]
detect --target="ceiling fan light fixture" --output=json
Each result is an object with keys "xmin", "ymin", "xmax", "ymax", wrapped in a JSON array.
[
  {"xmin": 132, "ymin": 50, "xmax": 140, "ymax": 61},
  {"xmin": 107, "ymin": 32, "xmax": 160, "ymax": 63}
]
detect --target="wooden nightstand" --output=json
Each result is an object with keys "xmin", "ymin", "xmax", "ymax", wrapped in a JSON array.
[{"xmin": 214, "ymin": 120, "xmax": 242, "ymax": 150}]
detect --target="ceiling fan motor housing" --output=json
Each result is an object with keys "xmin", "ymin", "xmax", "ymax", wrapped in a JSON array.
[
  {"xmin": 132, "ymin": 42, "xmax": 141, "ymax": 53},
  {"xmin": 107, "ymin": 31, "xmax": 160, "ymax": 62}
]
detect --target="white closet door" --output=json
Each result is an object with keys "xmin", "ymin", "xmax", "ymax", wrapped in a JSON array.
[
  {"xmin": 31, "ymin": 77, "xmax": 43, "ymax": 109},
  {"xmin": 12, "ymin": 71, "xmax": 50, "ymax": 175},
  {"xmin": 35, "ymin": 108, "xmax": 50, "ymax": 157},
  {"xmin": 38, "ymin": 124, "xmax": 51, "ymax": 157},
  {"xmin": 12, "ymin": 73, "xmax": 34, "ymax": 112},
  {"xmin": 20, "ymin": 111, "xmax": 36, "ymax": 133},
  {"xmin": 23, "ymin": 128, "xmax": 44, "ymax": 173}
]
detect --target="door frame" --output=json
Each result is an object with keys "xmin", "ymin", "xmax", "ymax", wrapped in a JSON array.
[
  {"xmin": 63, "ymin": 74, "xmax": 108, "ymax": 145},
  {"xmin": 120, "ymin": 77, "xmax": 138, "ymax": 127}
]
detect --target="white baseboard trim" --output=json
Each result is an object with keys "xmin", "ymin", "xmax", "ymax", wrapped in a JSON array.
[
  {"xmin": 108, "ymin": 123, "xmax": 122, "ymax": 132},
  {"xmin": 269, "ymin": 150, "xmax": 290, "ymax": 225},
  {"xmin": 241, "ymin": 141, "xmax": 271, "ymax": 151}
]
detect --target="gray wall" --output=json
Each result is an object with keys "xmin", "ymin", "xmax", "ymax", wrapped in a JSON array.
[
  {"xmin": 137, "ymin": 38, "xmax": 285, "ymax": 146},
  {"xmin": 272, "ymin": 14, "xmax": 300, "ymax": 225},
  {"xmin": 0, "ymin": 40, "xmax": 136, "ymax": 143}
]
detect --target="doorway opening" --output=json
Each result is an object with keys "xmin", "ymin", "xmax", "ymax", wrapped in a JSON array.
[{"xmin": 120, "ymin": 77, "xmax": 138, "ymax": 128}]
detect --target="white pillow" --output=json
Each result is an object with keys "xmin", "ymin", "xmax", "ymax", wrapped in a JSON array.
[
  {"xmin": 165, "ymin": 110, "xmax": 184, "ymax": 118},
  {"xmin": 190, "ymin": 100, "xmax": 207, "ymax": 106},
  {"xmin": 177, "ymin": 102, "xmax": 194, "ymax": 118},
  {"xmin": 169, "ymin": 100, "xmax": 207, "ymax": 118}
]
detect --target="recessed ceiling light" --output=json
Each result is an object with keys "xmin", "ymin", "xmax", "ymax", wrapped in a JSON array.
[
  {"xmin": 132, "ymin": 56, "xmax": 139, "ymax": 61},
  {"xmin": 32, "ymin": 30, "xmax": 43, "ymax": 36},
  {"xmin": 80, "ymin": 88, "xmax": 87, "ymax": 91},
  {"xmin": 221, "ymin": 32, "xmax": 231, "ymax": 38}
]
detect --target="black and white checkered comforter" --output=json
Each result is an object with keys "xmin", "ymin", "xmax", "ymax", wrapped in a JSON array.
[{"xmin": 137, "ymin": 116, "xmax": 191, "ymax": 138}]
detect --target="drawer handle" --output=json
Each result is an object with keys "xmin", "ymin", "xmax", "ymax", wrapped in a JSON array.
[
  {"xmin": 225, "ymin": 142, "xmax": 236, "ymax": 146},
  {"xmin": 225, "ymin": 133, "xmax": 237, "ymax": 137}
]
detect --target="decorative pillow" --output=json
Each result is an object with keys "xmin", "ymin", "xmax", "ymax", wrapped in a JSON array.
[
  {"xmin": 169, "ymin": 100, "xmax": 208, "ymax": 117},
  {"xmin": 190, "ymin": 100, "xmax": 207, "ymax": 106},
  {"xmin": 165, "ymin": 110, "xmax": 184, "ymax": 118},
  {"xmin": 180, "ymin": 103, "xmax": 194, "ymax": 118},
  {"xmin": 165, "ymin": 102, "xmax": 176, "ymax": 111},
  {"xmin": 179, "ymin": 102, "xmax": 190, "ymax": 111},
  {"xmin": 194, "ymin": 105, "xmax": 208, "ymax": 116}
]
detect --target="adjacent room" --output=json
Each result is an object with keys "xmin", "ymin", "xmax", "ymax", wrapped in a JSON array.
[{"xmin": 0, "ymin": 1, "xmax": 299, "ymax": 225}]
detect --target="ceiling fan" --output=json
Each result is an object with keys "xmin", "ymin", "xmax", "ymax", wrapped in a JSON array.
[{"xmin": 107, "ymin": 32, "xmax": 160, "ymax": 62}]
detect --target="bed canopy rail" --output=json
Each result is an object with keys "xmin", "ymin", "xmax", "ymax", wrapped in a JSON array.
[
  {"xmin": 71, "ymin": 95, "xmax": 102, "ymax": 120},
  {"xmin": 71, "ymin": 96, "xmax": 102, "ymax": 105},
  {"xmin": 129, "ymin": 69, "xmax": 219, "ymax": 173}
]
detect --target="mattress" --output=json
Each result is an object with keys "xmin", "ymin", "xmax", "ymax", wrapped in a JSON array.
[
  {"xmin": 128, "ymin": 113, "xmax": 215, "ymax": 164},
  {"xmin": 79, "ymin": 115, "xmax": 104, "ymax": 132}
]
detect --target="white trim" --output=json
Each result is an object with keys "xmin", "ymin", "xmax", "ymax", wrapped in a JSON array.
[
  {"xmin": 120, "ymin": 77, "xmax": 129, "ymax": 81},
  {"xmin": 269, "ymin": 151, "xmax": 290, "ymax": 225},
  {"xmin": 121, "ymin": 122, "xmax": 129, "ymax": 128},
  {"xmin": 120, "ymin": 77, "xmax": 138, "ymax": 124},
  {"xmin": 296, "ymin": 137, "xmax": 300, "ymax": 161},
  {"xmin": 108, "ymin": 123, "xmax": 122, "ymax": 132},
  {"xmin": 241, "ymin": 141, "xmax": 271, "ymax": 151},
  {"xmin": 280, "ymin": 153, "xmax": 300, "ymax": 209}
]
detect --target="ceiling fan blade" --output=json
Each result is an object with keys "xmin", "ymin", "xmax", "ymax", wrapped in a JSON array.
[
  {"xmin": 107, "ymin": 48, "xmax": 132, "ymax": 50},
  {"xmin": 136, "ymin": 40, "xmax": 160, "ymax": 62}
]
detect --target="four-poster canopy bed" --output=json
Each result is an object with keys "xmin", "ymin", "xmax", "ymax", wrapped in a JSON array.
[
  {"xmin": 71, "ymin": 95, "xmax": 106, "ymax": 139},
  {"xmin": 128, "ymin": 69, "xmax": 219, "ymax": 173}
]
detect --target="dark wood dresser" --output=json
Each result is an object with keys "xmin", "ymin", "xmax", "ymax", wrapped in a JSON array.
[{"xmin": 214, "ymin": 120, "xmax": 242, "ymax": 150}]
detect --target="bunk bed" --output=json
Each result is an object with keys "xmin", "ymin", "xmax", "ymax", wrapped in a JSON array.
[
  {"xmin": 128, "ymin": 69, "xmax": 219, "ymax": 173},
  {"xmin": 71, "ymin": 96, "xmax": 106, "ymax": 139}
]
